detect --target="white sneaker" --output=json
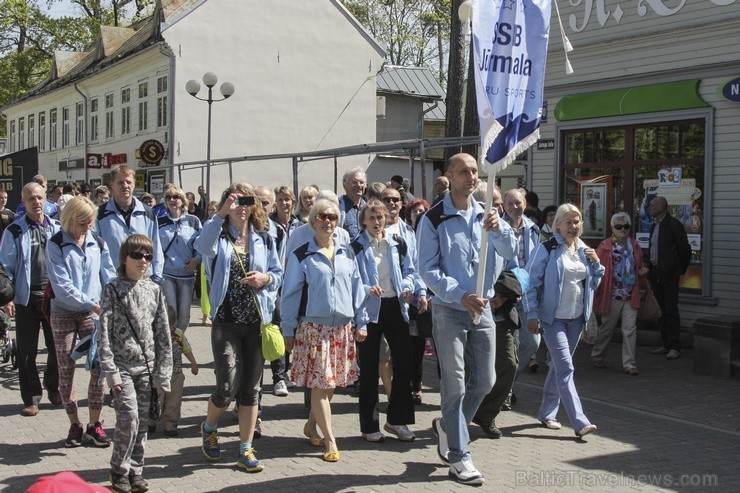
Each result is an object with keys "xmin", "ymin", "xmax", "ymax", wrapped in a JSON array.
[
  {"xmin": 449, "ymin": 457, "xmax": 485, "ymax": 485},
  {"xmin": 432, "ymin": 417, "xmax": 449, "ymax": 464},
  {"xmin": 576, "ymin": 424, "xmax": 597, "ymax": 438},
  {"xmin": 384, "ymin": 423, "xmax": 415, "ymax": 442},
  {"xmin": 273, "ymin": 380, "xmax": 289, "ymax": 397},
  {"xmin": 361, "ymin": 431, "xmax": 386, "ymax": 442}
]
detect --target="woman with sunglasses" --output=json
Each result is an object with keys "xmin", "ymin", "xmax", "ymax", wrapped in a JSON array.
[
  {"xmin": 195, "ymin": 182, "xmax": 283, "ymax": 473},
  {"xmin": 282, "ymin": 198, "xmax": 368, "ymax": 462},
  {"xmin": 157, "ymin": 186, "xmax": 202, "ymax": 334},
  {"xmin": 591, "ymin": 212, "xmax": 649, "ymax": 375}
]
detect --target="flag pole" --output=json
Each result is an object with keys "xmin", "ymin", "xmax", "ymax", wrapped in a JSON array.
[{"xmin": 473, "ymin": 173, "xmax": 496, "ymax": 324}]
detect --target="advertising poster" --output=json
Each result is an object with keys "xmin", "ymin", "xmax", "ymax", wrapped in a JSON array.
[
  {"xmin": 581, "ymin": 183, "xmax": 607, "ymax": 239},
  {"xmin": 0, "ymin": 147, "xmax": 39, "ymax": 208}
]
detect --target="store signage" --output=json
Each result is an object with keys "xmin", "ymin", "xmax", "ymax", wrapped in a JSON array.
[
  {"xmin": 139, "ymin": 140, "xmax": 165, "ymax": 166},
  {"xmin": 537, "ymin": 139, "xmax": 555, "ymax": 150},
  {"xmin": 87, "ymin": 152, "xmax": 127, "ymax": 169},
  {"xmin": 59, "ymin": 157, "xmax": 84, "ymax": 171},
  {"xmin": 718, "ymin": 77, "xmax": 740, "ymax": 102}
]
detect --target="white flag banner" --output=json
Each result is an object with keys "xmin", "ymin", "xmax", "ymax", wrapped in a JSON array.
[{"xmin": 472, "ymin": 0, "xmax": 552, "ymax": 173}]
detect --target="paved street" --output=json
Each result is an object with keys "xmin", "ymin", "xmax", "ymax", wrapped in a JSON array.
[{"xmin": 1, "ymin": 304, "xmax": 738, "ymax": 492}]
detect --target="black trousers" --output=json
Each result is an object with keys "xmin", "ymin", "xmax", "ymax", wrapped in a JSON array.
[
  {"xmin": 358, "ymin": 297, "xmax": 415, "ymax": 433},
  {"xmin": 16, "ymin": 297, "xmax": 59, "ymax": 406},
  {"xmin": 650, "ymin": 270, "xmax": 682, "ymax": 351}
]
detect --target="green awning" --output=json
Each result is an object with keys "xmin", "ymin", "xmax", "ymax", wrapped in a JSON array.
[{"xmin": 554, "ymin": 80, "xmax": 709, "ymax": 122}]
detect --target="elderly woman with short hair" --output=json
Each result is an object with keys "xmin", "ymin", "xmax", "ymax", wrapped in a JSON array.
[
  {"xmin": 158, "ymin": 186, "xmax": 202, "ymax": 333},
  {"xmin": 524, "ymin": 203, "xmax": 604, "ymax": 437},
  {"xmin": 591, "ymin": 212, "xmax": 649, "ymax": 375},
  {"xmin": 282, "ymin": 198, "xmax": 368, "ymax": 462}
]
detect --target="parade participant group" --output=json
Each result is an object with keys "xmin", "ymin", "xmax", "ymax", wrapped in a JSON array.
[{"xmin": 0, "ymin": 159, "xmax": 690, "ymax": 491}]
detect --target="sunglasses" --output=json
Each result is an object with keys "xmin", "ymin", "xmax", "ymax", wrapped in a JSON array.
[
  {"xmin": 317, "ymin": 213, "xmax": 339, "ymax": 222},
  {"xmin": 382, "ymin": 197, "xmax": 401, "ymax": 203},
  {"xmin": 128, "ymin": 252, "xmax": 153, "ymax": 261},
  {"xmin": 613, "ymin": 224, "xmax": 630, "ymax": 230}
]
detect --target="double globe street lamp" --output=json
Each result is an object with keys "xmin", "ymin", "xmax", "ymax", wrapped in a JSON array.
[{"xmin": 185, "ymin": 72, "xmax": 235, "ymax": 202}]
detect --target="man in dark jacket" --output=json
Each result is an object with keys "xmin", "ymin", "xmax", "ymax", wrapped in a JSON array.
[
  {"xmin": 647, "ymin": 196, "xmax": 691, "ymax": 360},
  {"xmin": 472, "ymin": 269, "xmax": 523, "ymax": 438}
]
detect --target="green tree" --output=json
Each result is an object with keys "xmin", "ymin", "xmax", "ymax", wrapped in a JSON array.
[
  {"xmin": 342, "ymin": 0, "xmax": 451, "ymax": 86},
  {"xmin": 0, "ymin": 0, "xmax": 95, "ymax": 136},
  {"xmin": 58, "ymin": 0, "xmax": 154, "ymax": 27}
]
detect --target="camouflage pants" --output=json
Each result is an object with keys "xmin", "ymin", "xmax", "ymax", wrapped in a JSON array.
[{"xmin": 110, "ymin": 368, "xmax": 150, "ymax": 476}]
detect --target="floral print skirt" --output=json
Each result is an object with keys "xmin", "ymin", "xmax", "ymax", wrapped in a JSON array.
[{"xmin": 290, "ymin": 320, "xmax": 358, "ymax": 389}]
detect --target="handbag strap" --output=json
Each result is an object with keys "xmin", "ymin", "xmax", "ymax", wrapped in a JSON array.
[
  {"xmin": 227, "ymin": 235, "xmax": 264, "ymax": 321},
  {"xmin": 111, "ymin": 285, "xmax": 154, "ymax": 380}
]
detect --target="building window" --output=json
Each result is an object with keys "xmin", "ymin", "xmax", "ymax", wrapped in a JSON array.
[
  {"xmin": 50, "ymin": 109, "xmax": 58, "ymax": 150},
  {"xmin": 39, "ymin": 112, "xmax": 46, "ymax": 152},
  {"xmin": 62, "ymin": 106, "xmax": 70, "ymax": 147},
  {"xmin": 157, "ymin": 75, "xmax": 167, "ymax": 127},
  {"xmin": 105, "ymin": 93, "xmax": 114, "ymax": 139},
  {"xmin": 561, "ymin": 119, "xmax": 705, "ymax": 294},
  {"xmin": 121, "ymin": 88, "xmax": 131, "ymax": 135},
  {"xmin": 138, "ymin": 81, "xmax": 148, "ymax": 131},
  {"xmin": 9, "ymin": 121, "xmax": 15, "ymax": 153},
  {"xmin": 75, "ymin": 102, "xmax": 84, "ymax": 145},
  {"xmin": 157, "ymin": 96, "xmax": 167, "ymax": 127},
  {"xmin": 18, "ymin": 117, "xmax": 25, "ymax": 150},
  {"xmin": 28, "ymin": 114, "xmax": 35, "ymax": 148},
  {"xmin": 90, "ymin": 98, "xmax": 98, "ymax": 142}
]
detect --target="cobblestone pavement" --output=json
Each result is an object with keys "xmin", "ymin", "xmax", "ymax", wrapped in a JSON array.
[{"xmin": 0, "ymin": 305, "xmax": 738, "ymax": 492}]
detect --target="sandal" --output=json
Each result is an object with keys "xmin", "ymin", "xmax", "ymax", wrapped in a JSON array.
[
  {"xmin": 322, "ymin": 450, "xmax": 340, "ymax": 462},
  {"xmin": 303, "ymin": 423, "xmax": 324, "ymax": 447}
]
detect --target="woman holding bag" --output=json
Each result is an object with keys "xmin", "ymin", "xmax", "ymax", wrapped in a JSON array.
[
  {"xmin": 591, "ymin": 212, "xmax": 649, "ymax": 375},
  {"xmin": 45, "ymin": 196, "xmax": 117, "ymax": 448},
  {"xmin": 195, "ymin": 183, "xmax": 283, "ymax": 473},
  {"xmin": 524, "ymin": 203, "xmax": 604, "ymax": 437}
]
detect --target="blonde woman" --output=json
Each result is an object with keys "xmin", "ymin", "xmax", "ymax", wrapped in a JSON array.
[
  {"xmin": 524, "ymin": 204, "xmax": 604, "ymax": 437},
  {"xmin": 296, "ymin": 185, "xmax": 318, "ymax": 223}
]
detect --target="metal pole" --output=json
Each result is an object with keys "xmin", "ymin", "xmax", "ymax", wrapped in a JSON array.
[
  {"xmin": 292, "ymin": 156, "xmax": 299, "ymax": 200},
  {"xmin": 420, "ymin": 139, "xmax": 427, "ymax": 200},
  {"xmin": 206, "ymin": 85, "xmax": 213, "ymax": 203},
  {"xmin": 333, "ymin": 156, "xmax": 338, "ymax": 195}
]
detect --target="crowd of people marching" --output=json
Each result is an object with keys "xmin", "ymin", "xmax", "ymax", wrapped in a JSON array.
[{"xmin": 0, "ymin": 152, "xmax": 690, "ymax": 490}]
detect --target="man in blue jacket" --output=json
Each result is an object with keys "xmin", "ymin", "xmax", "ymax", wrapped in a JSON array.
[
  {"xmin": 0, "ymin": 182, "xmax": 61, "ymax": 416},
  {"xmin": 417, "ymin": 153, "xmax": 516, "ymax": 486},
  {"xmin": 94, "ymin": 165, "xmax": 163, "ymax": 284}
]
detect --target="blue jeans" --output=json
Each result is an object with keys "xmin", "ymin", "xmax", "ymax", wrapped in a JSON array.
[
  {"xmin": 515, "ymin": 303, "xmax": 541, "ymax": 374},
  {"xmin": 538, "ymin": 316, "xmax": 591, "ymax": 432},
  {"xmin": 433, "ymin": 304, "xmax": 496, "ymax": 463},
  {"xmin": 162, "ymin": 275, "xmax": 195, "ymax": 332}
]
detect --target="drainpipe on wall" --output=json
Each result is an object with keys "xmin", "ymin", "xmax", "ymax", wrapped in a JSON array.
[
  {"xmin": 159, "ymin": 43, "xmax": 177, "ymax": 189},
  {"xmin": 73, "ymin": 83, "xmax": 89, "ymax": 184}
]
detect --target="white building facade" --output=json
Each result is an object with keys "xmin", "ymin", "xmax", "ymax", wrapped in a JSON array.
[
  {"xmin": 532, "ymin": 1, "xmax": 740, "ymax": 323},
  {"xmin": 2, "ymin": 0, "xmax": 385, "ymax": 202}
]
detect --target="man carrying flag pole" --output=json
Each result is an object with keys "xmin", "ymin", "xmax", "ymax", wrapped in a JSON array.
[{"xmin": 469, "ymin": 0, "xmax": 552, "ymax": 315}]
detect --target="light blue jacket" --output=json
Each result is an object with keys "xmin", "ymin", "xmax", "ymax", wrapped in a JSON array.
[
  {"xmin": 388, "ymin": 221, "xmax": 427, "ymax": 297},
  {"xmin": 46, "ymin": 230, "xmax": 116, "ymax": 315},
  {"xmin": 351, "ymin": 231, "xmax": 415, "ymax": 324},
  {"xmin": 280, "ymin": 237, "xmax": 368, "ymax": 336},
  {"xmin": 504, "ymin": 213, "xmax": 541, "ymax": 270},
  {"xmin": 523, "ymin": 233, "xmax": 605, "ymax": 326},
  {"xmin": 94, "ymin": 197, "xmax": 163, "ymax": 284},
  {"xmin": 195, "ymin": 215, "xmax": 283, "ymax": 324},
  {"xmin": 417, "ymin": 195, "xmax": 517, "ymax": 311},
  {"xmin": 0, "ymin": 214, "xmax": 60, "ymax": 306},
  {"xmin": 157, "ymin": 213, "xmax": 202, "ymax": 279}
]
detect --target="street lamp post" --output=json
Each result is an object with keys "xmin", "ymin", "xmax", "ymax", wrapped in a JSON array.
[{"xmin": 185, "ymin": 72, "xmax": 235, "ymax": 201}]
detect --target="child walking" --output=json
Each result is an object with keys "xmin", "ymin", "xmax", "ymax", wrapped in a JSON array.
[{"xmin": 98, "ymin": 234, "xmax": 173, "ymax": 493}]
